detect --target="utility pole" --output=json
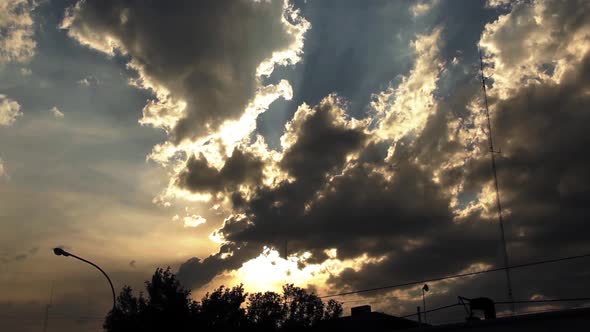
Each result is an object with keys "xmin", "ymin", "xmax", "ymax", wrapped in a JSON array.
[{"xmin": 479, "ymin": 50, "xmax": 515, "ymax": 314}]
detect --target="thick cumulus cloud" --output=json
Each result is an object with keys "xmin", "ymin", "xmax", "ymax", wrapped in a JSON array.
[
  {"xmin": 0, "ymin": 0, "xmax": 36, "ymax": 64},
  {"xmin": 178, "ymin": 95, "xmax": 371, "ymax": 289},
  {"xmin": 62, "ymin": 0, "xmax": 306, "ymax": 143},
  {"xmin": 480, "ymin": 0, "xmax": 590, "ymax": 99},
  {"xmin": 178, "ymin": 1, "xmax": 590, "ymax": 313},
  {"xmin": 319, "ymin": 1, "xmax": 590, "ymax": 312},
  {"xmin": 59, "ymin": 0, "xmax": 590, "ymax": 315},
  {"xmin": 462, "ymin": 0, "xmax": 590, "ymax": 261},
  {"xmin": 454, "ymin": 0, "xmax": 590, "ymax": 258},
  {"xmin": 62, "ymin": 0, "xmax": 309, "ymax": 216},
  {"xmin": 176, "ymin": 149, "xmax": 264, "ymax": 195},
  {"xmin": 177, "ymin": 28, "xmax": 448, "ymax": 290}
]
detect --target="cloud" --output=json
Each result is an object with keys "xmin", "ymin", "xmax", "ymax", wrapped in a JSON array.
[
  {"xmin": 479, "ymin": 0, "xmax": 590, "ymax": 99},
  {"xmin": 177, "ymin": 1, "xmax": 590, "ymax": 313},
  {"xmin": 54, "ymin": 0, "xmax": 590, "ymax": 316},
  {"xmin": 0, "ymin": 246, "xmax": 39, "ymax": 264},
  {"xmin": 49, "ymin": 106, "xmax": 64, "ymax": 119},
  {"xmin": 61, "ymin": 0, "xmax": 310, "ymax": 232},
  {"xmin": 0, "ymin": 158, "xmax": 5, "ymax": 178},
  {"xmin": 374, "ymin": 27, "xmax": 444, "ymax": 143},
  {"xmin": 0, "ymin": 0, "xmax": 36, "ymax": 64},
  {"xmin": 485, "ymin": 0, "xmax": 514, "ymax": 9},
  {"xmin": 461, "ymin": 50, "xmax": 590, "ymax": 259},
  {"xmin": 176, "ymin": 149, "xmax": 264, "ymax": 196},
  {"xmin": 77, "ymin": 75, "xmax": 100, "ymax": 87},
  {"xmin": 410, "ymin": 0, "xmax": 439, "ymax": 17},
  {"xmin": 453, "ymin": 1, "xmax": 590, "ymax": 252},
  {"xmin": 175, "ymin": 214, "xmax": 207, "ymax": 228},
  {"xmin": 177, "ymin": 242, "xmax": 264, "ymax": 291},
  {"xmin": 62, "ymin": 0, "xmax": 309, "ymax": 144},
  {"xmin": 19, "ymin": 67, "xmax": 32, "ymax": 76},
  {"xmin": 175, "ymin": 28, "xmax": 451, "ymax": 290},
  {"xmin": 0, "ymin": 94, "xmax": 22, "ymax": 126}
]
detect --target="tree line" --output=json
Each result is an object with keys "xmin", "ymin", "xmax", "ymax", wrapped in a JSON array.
[{"xmin": 104, "ymin": 267, "xmax": 343, "ymax": 332}]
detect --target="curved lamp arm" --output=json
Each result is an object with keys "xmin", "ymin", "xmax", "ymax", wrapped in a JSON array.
[{"xmin": 53, "ymin": 248, "xmax": 116, "ymax": 311}]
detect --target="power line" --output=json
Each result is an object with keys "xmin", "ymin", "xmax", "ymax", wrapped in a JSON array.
[
  {"xmin": 401, "ymin": 303, "xmax": 461, "ymax": 318},
  {"xmin": 399, "ymin": 297, "xmax": 590, "ymax": 319},
  {"xmin": 495, "ymin": 298, "xmax": 590, "ymax": 305},
  {"xmin": 497, "ymin": 306, "xmax": 590, "ymax": 317},
  {"xmin": 319, "ymin": 252, "xmax": 590, "ymax": 298}
]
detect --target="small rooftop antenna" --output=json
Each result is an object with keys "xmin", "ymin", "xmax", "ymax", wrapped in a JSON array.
[
  {"xmin": 478, "ymin": 49, "xmax": 515, "ymax": 314},
  {"xmin": 43, "ymin": 281, "xmax": 54, "ymax": 332}
]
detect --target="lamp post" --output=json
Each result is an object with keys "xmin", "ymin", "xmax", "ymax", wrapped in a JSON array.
[
  {"xmin": 422, "ymin": 284, "xmax": 429, "ymax": 324},
  {"xmin": 53, "ymin": 248, "xmax": 116, "ymax": 311}
]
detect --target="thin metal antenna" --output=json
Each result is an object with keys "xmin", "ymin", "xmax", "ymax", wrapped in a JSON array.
[
  {"xmin": 478, "ymin": 50, "xmax": 515, "ymax": 314},
  {"xmin": 284, "ymin": 239, "xmax": 288, "ymax": 259},
  {"xmin": 43, "ymin": 281, "xmax": 54, "ymax": 332}
]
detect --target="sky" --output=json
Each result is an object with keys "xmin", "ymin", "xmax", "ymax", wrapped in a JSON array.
[{"xmin": 1, "ymin": 0, "xmax": 590, "ymax": 330}]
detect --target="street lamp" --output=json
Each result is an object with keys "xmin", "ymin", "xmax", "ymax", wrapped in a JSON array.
[
  {"xmin": 422, "ymin": 284, "xmax": 429, "ymax": 324},
  {"xmin": 53, "ymin": 248, "xmax": 116, "ymax": 311}
]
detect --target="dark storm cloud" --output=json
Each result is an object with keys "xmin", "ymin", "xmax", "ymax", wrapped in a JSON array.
[
  {"xmin": 51, "ymin": 0, "xmax": 590, "ymax": 318},
  {"xmin": 226, "ymin": 144, "xmax": 452, "ymax": 260},
  {"xmin": 178, "ymin": 97, "xmax": 370, "ymax": 288},
  {"xmin": 331, "ymin": 55, "xmax": 590, "ymax": 306},
  {"xmin": 176, "ymin": 149, "xmax": 264, "ymax": 194},
  {"xmin": 181, "ymin": 4, "xmax": 590, "ymax": 310},
  {"xmin": 463, "ymin": 52, "xmax": 590, "ymax": 259},
  {"xmin": 63, "ymin": 0, "xmax": 299, "ymax": 143},
  {"xmin": 279, "ymin": 98, "xmax": 367, "ymax": 185},
  {"xmin": 177, "ymin": 242, "xmax": 263, "ymax": 290}
]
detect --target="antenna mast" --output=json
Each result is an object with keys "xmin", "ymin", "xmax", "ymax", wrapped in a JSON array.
[
  {"xmin": 43, "ymin": 281, "xmax": 54, "ymax": 332},
  {"xmin": 478, "ymin": 50, "xmax": 515, "ymax": 314}
]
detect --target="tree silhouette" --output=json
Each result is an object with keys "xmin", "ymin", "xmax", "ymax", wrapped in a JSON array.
[
  {"xmin": 247, "ymin": 291, "xmax": 286, "ymax": 331},
  {"xmin": 200, "ymin": 284, "xmax": 248, "ymax": 331},
  {"xmin": 104, "ymin": 267, "xmax": 198, "ymax": 332},
  {"xmin": 103, "ymin": 286, "xmax": 146, "ymax": 332},
  {"xmin": 103, "ymin": 268, "xmax": 342, "ymax": 332},
  {"xmin": 282, "ymin": 284, "xmax": 325, "ymax": 330},
  {"xmin": 324, "ymin": 299, "xmax": 343, "ymax": 320}
]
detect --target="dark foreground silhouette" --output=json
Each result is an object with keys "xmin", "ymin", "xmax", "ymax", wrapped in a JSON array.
[{"xmin": 104, "ymin": 267, "xmax": 342, "ymax": 332}]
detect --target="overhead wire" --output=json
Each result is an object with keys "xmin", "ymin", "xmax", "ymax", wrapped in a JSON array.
[{"xmin": 320, "ymin": 252, "xmax": 590, "ymax": 298}]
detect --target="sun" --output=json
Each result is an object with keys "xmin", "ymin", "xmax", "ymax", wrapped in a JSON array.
[
  {"xmin": 226, "ymin": 247, "xmax": 386, "ymax": 295},
  {"xmin": 232, "ymin": 247, "xmax": 321, "ymax": 293}
]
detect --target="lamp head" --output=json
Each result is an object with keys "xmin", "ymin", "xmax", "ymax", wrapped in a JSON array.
[
  {"xmin": 53, "ymin": 247, "xmax": 70, "ymax": 257},
  {"xmin": 423, "ymin": 284, "xmax": 429, "ymax": 292}
]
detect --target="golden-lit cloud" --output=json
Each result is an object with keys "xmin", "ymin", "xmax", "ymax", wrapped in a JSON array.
[
  {"xmin": 0, "ymin": 0, "xmax": 36, "ymax": 64},
  {"xmin": 202, "ymin": 247, "xmax": 388, "ymax": 295},
  {"xmin": 0, "ymin": 94, "xmax": 22, "ymax": 126},
  {"xmin": 174, "ymin": 214, "xmax": 207, "ymax": 228},
  {"xmin": 0, "ymin": 158, "xmax": 6, "ymax": 178},
  {"xmin": 49, "ymin": 106, "xmax": 64, "ymax": 119},
  {"xmin": 410, "ymin": 0, "xmax": 439, "ymax": 17},
  {"xmin": 480, "ymin": 0, "xmax": 590, "ymax": 99},
  {"xmin": 373, "ymin": 27, "xmax": 444, "ymax": 144}
]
